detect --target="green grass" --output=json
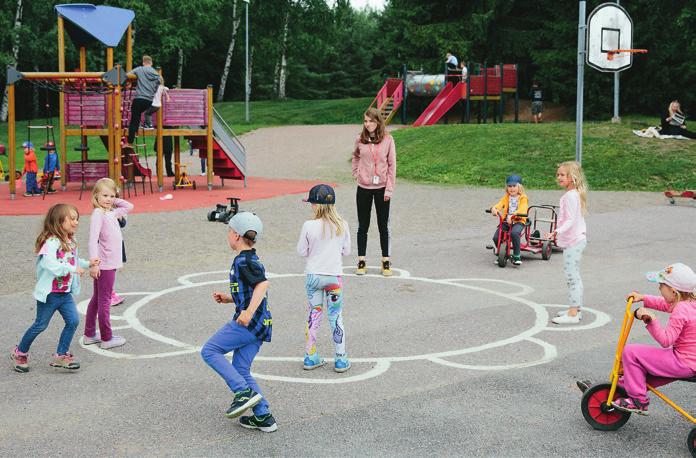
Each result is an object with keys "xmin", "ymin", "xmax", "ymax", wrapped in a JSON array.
[{"xmin": 393, "ymin": 117, "xmax": 696, "ymax": 191}]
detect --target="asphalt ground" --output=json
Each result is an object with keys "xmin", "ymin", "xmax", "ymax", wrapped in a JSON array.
[{"xmin": 1, "ymin": 125, "xmax": 695, "ymax": 457}]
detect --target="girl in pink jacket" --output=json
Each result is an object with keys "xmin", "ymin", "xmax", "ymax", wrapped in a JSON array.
[
  {"xmin": 351, "ymin": 108, "xmax": 396, "ymax": 277},
  {"xmin": 612, "ymin": 263, "xmax": 696, "ymax": 415}
]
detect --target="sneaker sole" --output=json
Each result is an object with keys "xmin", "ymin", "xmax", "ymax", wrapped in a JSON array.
[
  {"xmin": 100, "ymin": 340, "xmax": 126, "ymax": 350},
  {"xmin": 381, "ymin": 271, "xmax": 393, "ymax": 277},
  {"xmin": 49, "ymin": 363, "xmax": 80, "ymax": 370},
  {"xmin": 10, "ymin": 354, "xmax": 29, "ymax": 373},
  {"xmin": 240, "ymin": 421, "xmax": 278, "ymax": 433},
  {"xmin": 611, "ymin": 402, "xmax": 649, "ymax": 416},
  {"xmin": 83, "ymin": 339, "xmax": 101, "ymax": 345},
  {"xmin": 111, "ymin": 299, "xmax": 125, "ymax": 307},
  {"xmin": 303, "ymin": 360, "xmax": 326, "ymax": 370},
  {"xmin": 355, "ymin": 270, "xmax": 366, "ymax": 275},
  {"xmin": 334, "ymin": 363, "xmax": 351, "ymax": 373},
  {"xmin": 225, "ymin": 393, "xmax": 263, "ymax": 419}
]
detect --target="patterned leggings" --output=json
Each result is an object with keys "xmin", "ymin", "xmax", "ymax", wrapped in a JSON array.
[
  {"xmin": 304, "ymin": 274, "xmax": 346, "ymax": 359},
  {"xmin": 563, "ymin": 239, "xmax": 586, "ymax": 309}
]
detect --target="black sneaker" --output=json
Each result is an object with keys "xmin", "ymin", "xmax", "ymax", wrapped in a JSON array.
[
  {"xmin": 239, "ymin": 413, "xmax": 278, "ymax": 433},
  {"xmin": 225, "ymin": 388, "xmax": 262, "ymax": 418},
  {"xmin": 356, "ymin": 260, "xmax": 366, "ymax": 275},
  {"xmin": 381, "ymin": 260, "xmax": 393, "ymax": 277},
  {"xmin": 47, "ymin": 189, "xmax": 57, "ymax": 194}
]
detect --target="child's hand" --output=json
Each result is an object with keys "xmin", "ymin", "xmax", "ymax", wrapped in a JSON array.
[
  {"xmin": 627, "ymin": 291, "xmax": 644, "ymax": 303},
  {"xmin": 491, "ymin": 207, "xmax": 498, "ymax": 217},
  {"xmin": 89, "ymin": 265, "xmax": 100, "ymax": 279},
  {"xmin": 76, "ymin": 267, "xmax": 85, "ymax": 276},
  {"xmin": 635, "ymin": 307, "xmax": 655, "ymax": 324},
  {"xmin": 212, "ymin": 292, "xmax": 231, "ymax": 303},
  {"xmin": 236, "ymin": 309, "xmax": 253, "ymax": 326},
  {"xmin": 89, "ymin": 258, "xmax": 100, "ymax": 268}
]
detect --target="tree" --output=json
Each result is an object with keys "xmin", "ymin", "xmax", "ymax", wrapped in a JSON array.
[
  {"xmin": 217, "ymin": 0, "xmax": 243, "ymax": 102},
  {"xmin": 0, "ymin": 0, "xmax": 24, "ymax": 122}
]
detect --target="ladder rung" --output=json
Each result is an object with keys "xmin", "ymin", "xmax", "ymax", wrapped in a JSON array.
[{"xmin": 28, "ymin": 125, "xmax": 54, "ymax": 129}]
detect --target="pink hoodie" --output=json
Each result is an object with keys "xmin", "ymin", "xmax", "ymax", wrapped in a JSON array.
[
  {"xmin": 643, "ymin": 295, "xmax": 696, "ymax": 372},
  {"xmin": 555, "ymin": 189, "xmax": 586, "ymax": 248},
  {"xmin": 351, "ymin": 135, "xmax": 396, "ymax": 197}
]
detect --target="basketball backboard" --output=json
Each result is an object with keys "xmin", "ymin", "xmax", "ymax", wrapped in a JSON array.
[{"xmin": 586, "ymin": 3, "xmax": 633, "ymax": 72}]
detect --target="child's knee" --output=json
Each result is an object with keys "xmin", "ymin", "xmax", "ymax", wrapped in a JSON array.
[
  {"xmin": 622, "ymin": 344, "xmax": 638, "ymax": 362},
  {"xmin": 200, "ymin": 343, "xmax": 217, "ymax": 363}
]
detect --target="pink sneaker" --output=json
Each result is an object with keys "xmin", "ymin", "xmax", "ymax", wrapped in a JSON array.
[
  {"xmin": 110, "ymin": 291, "xmax": 125, "ymax": 307},
  {"xmin": 612, "ymin": 397, "xmax": 649, "ymax": 415},
  {"xmin": 83, "ymin": 332, "xmax": 102, "ymax": 345},
  {"xmin": 49, "ymin": 352, "xmax": 80, "ymax": 370},
  {"xmin": 11, "ymin": 346, "xmax": 29, "ymax": 373}
]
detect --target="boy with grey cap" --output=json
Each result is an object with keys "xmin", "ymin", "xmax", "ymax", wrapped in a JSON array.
[{"xmin": 200, "ymin": 212, "xmax": 277, "ymax": 432}]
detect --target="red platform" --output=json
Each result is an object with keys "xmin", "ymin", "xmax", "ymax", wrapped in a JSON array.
[{"xmin": 0, "ymin": 176, "xmax": 327, "ymax": 216}]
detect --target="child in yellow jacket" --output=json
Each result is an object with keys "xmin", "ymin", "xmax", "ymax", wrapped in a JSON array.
[{"xmin": 490, "ymin": 175, "xmax": 529, "ymax": 265}]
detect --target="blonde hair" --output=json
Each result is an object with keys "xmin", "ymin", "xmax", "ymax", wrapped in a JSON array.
[
  {"xmin": 35, "ymin": 204, "xmax": 79, "ymax": 254},
  {"xmin": 91, "ymin": 178, "xmax": 118, "ymax": 209},
  {"xmin": 669, "ymin": 100, "xmax": 683, "ymax": 117},
  {"xmin": 313, "ymin": 204, "xmax": 346, "ymax": 238},
  {"xmin": 506, "ymin": 183, "xmax": 525, "ymax": 195},
  {"xmin": 558, "ymin": 161, "xmax": 588, "ymax": 215},
  {"xmin": 360, "ymin": 108, "xmax": 387, "ymax": 144},
  {"xmin": 143, "ymin": 55, "xmax": 153, "ymax": 65}
]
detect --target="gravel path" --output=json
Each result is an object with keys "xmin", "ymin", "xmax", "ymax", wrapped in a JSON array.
[{"xmin": 1, "ymin": 124, "xmax": 695, "ymax": 457}]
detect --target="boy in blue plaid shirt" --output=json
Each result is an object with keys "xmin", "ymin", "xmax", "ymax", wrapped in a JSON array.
[{"xmin": 201, "ymin": 212, "xmax": 276, "ymax": 432}]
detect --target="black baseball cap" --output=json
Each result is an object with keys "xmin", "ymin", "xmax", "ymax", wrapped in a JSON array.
[{"xmin": 303, "ymin": 184, "xmax": 336, "ymax": 205}]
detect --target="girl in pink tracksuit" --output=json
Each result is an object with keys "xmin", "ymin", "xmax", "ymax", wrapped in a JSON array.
[{"xmin": 612, "ymin": 263, "xmax": 696, "ymax": 415}]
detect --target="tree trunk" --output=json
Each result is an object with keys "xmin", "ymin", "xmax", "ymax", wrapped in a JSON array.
[
  {"xmin": 177, "ymin": 48, "xmax": 184, "ymax": 88},
  {"xmin": 277, "ymin": 9, "xmax": 291, "ymax": 100},
  {"xmin": 217, "ymin": 0, "xmax": 242, "ymax": 103},
  {"xmin": 32, "ymin": 65, "xmax": 39, "ymax": 119},
  {"xmin": 0, "ymin": 0, "xmax": 24, "ymax": 122}
]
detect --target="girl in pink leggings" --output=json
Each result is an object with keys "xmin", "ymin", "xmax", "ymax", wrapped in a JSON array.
[
  {"xmin": 612, "ymin": 263, "xmax": 696, "ymax": 415},
  {"xmin": 83, "ymin": 178, "xmax": 133, "ymax": 350}
]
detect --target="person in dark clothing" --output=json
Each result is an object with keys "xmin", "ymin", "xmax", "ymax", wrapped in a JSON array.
[
  {"xmin": 529, "ymin": 81, "xmax": 543, "ymax": 123},
  {"xmin": 154, "ymin": 135, "xmax": 174, "ymax": 177},
  {"xmin": 126, "ymin": 55, "xmax": 163, "ymax": 146},
  {"xmin": 660, "ymin": 100, "xmax": 696, "ymax": 139}
]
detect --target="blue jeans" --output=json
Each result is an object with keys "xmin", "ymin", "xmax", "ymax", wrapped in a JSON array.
[
  {"xmin": 201, "ymin": 321, "xmax": 269, "ymax": 416},
  {"xmin": 18, "ymin": 292, "xmax": 79, "ymax": 355},
  {"xmin": 25, "ymin": 172, "xmax": 41, "ymax": 194}
]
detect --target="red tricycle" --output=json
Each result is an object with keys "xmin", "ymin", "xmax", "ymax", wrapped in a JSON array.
[{"xmin": 486, "ymin": 205, "xmax": 558, "ymax": 268}]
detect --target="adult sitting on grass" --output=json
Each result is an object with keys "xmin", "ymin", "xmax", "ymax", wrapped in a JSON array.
[{"xmin": 661, "ymin": 100, "xmax": 696, "ymax": 139}]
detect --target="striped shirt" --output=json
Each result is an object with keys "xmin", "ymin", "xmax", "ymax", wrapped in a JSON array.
[{"xmin": 229, "ymin": 249, "xmax": 272, "ymax": 342}]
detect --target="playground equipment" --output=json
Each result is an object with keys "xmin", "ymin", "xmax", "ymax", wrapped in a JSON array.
[
  {"xmin": 173, "ymin": 161, "xmax": 196, "ymax": 190},
  {"xmin": 368, "ymin": 62, "xmax": 519, "ymax": 126},
  {"xmin": 207, "ymin": 197, "xmax": 240, "ymax": 223},
  {"xmin": 579, "ymin": 297, "xmax": 696, "ymax": 457},
  {"xmin": 665, "ymin": 190, "xmax": 696, "ymax": 205},
  {"xmin": 4, "ymin": 3, "xmax": 247, "ymax": 200},
  {"xmin": 485, "ymin": 206, "xmax": 556, "ymax": 267}
]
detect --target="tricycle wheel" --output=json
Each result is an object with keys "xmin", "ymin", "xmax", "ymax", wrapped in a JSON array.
[
  {"xmin": 687, "ymin": 428, "xmax": 696, "ymax": 457},
  {"xmin": 207, "ymin": 211, "xmax": 217, "ymax": 222},
  {"xmin": 580, "ymin": 383, "xmax": 631, "ymax": 431},
  {"xmin": 497, "ymin": 243, "xmax": 507, "ymax": 268},
  {"xmin": 541, "ymin": 241, "xmax": 552, "ymax": 260}
]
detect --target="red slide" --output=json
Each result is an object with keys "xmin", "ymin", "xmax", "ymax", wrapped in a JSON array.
[
  {"xmin": 412, "ymin": 82, "xmax": 465, "ymax": 127},
  {"xmin": 121, "ymin": 146, "xmax": 152, "ymax": 177}
]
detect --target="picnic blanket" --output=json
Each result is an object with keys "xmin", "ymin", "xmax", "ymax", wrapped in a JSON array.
[{"xmin": 632, "ymin": 127, "xmax": 690, "ymax": 139}]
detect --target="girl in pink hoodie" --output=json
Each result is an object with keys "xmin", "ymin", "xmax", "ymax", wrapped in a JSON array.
[{"xmin": 351, "ymin": 108, "xmax": 396, "ymax": 277}]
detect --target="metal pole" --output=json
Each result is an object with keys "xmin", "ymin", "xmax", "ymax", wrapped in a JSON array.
[
  {"xmin": 612, "ymin": 0, "xmax": 621, "ymax": 123},
  {"xmin": 575, "ymin": 1, "xmax": 586, "ymax": 164},
  {"xmin": 244, "ymin": 0, "xmax": 250, "ymax": 122}
]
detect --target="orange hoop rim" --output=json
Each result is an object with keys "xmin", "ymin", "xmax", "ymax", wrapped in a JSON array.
[{"xmin": 606, "ymin": 49, "xmax": 648, "ymax": 61}]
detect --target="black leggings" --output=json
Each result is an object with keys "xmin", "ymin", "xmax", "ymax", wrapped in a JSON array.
[
  {"xmin": 493, "ymin": 222, "xmax": 525, "ymax": 256},
  {"xmin": 356, "ymin": 186, "xmax": 391, "ymax": 257},
  {"xmin": 127, "ymin": 98, "xmax": 152, "ymax": 143}
]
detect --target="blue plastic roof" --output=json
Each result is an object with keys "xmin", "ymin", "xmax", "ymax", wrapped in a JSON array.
[{"xmin": 55, "ymin": 4, "xmax": 135, "ymax": 48}]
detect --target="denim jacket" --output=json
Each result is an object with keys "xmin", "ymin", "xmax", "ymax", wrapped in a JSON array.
[{"xmin": 33, "ymin": 237, "xmax": 89, "ymax": 303}]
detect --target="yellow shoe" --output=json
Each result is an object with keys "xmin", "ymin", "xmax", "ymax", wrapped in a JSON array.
[
  {"xmin": 356, "ymin": 260, "xmax": 366, "ymax": 275},
  {"xmin": 381, "ymin": 260, "xmax": 393, "ymax": 277}
]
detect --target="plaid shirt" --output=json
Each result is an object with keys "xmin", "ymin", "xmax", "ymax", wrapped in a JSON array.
[{"xmin": 229, "ymin": 249, "xmax": 272, "ymax": 342}]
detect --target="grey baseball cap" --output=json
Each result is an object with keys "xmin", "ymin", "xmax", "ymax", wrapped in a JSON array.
[{"xmin": 228, "ymin": 211, "xmax": 263, "ymax": 242}]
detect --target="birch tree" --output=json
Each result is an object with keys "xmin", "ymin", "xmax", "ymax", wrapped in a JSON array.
[
  {"xmin": 217, "ymin": 0, "xmax": 242, "ymax": 102},
  {"xmin": 0, "ymin": 0, "xmax": 24, "ymax": 122},
  {"xmin": 274, "ymin": 8, "xmax": 291, "ymax": 99}
]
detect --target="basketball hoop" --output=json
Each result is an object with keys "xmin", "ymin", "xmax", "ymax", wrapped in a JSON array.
[{"xmin": 606, "ymin": 49, "xmax": 648, "ymax": 61}]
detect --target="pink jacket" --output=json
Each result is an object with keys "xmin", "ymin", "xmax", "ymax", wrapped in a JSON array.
[
  {"xmin": 644, "ymin": 295, "xmax": 696, "ymax": 371},
  {"xmin": 555, "ymin": 189, "xmax": 586, "ymax": 248},
  {"xmin": 89, "ymin": 198, "xmax": 133, "ymax": 270},
  {"xmin": 351, "ymin": 135, "xmax": 396, "ymax": 197}
]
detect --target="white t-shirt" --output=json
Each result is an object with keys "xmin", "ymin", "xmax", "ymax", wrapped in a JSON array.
[
  {"xmin": 509, "ymin": 195, "xmax": 519, "ymax": 214},
  {"xmin": 297, "ymin": 219, "xmax": 351, "ymax": 276},
  {"xmin": 151, "ymin": 85, "xmax": 169, "ymax": 108},
  {"xmin": 461, "ymin": 66, "xmax": 468, "ymax": 80},
  {"xmin": 446, "ymin": 55, "xmax": 458, "ymax": 67}
]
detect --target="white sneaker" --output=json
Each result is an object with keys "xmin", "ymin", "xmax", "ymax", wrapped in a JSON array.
[
  {"xmin": 100, "ymin": 335, "xmax": 126, "ymax": 349},
  {"xmin": 555, "ymin": 310, "xmax": 583, "ymax": 320},
  {"xmin": 551, "ymin": 314, "xmax": 582, "ymax": 324},
  {"xmin": 200, "ymin": 172, "xmax": 206, "ymax": 176},
  {"xmin": 83, "ymin": 332, "xmax": 102, "ymax": 345}
]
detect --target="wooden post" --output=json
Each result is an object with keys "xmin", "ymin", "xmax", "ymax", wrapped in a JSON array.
[
  {"xmin": 8, "ymin": 84, "xmax": 16, "ymax": 199},
  {"xmin": 79, "ymin": 47, "xmax": 86, "ymax": 71},
  {"xmin": 174, "ymin": 136, "xmax": 180, "ymax": 184},
  {"xmin": 126, "ymin": 25, "xmax": 133, "ymax": 72},
  {"xmin": 106, "ymin": 48, "xmax": 115, "ymax": 178},
  {"xmin": 113, "ymin": 65, "xmax": 123, "ymax": 182},
  {"xmin": 157, "ymin": 104, "xmax": 164, "ymax": 192},
  {"xmin": 206, "ymin": 85, "xmax": 214, "ymax": 190},
  {"xmin": 58, "ymin": 16, "xmax": 67, "ymax": 188}
]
